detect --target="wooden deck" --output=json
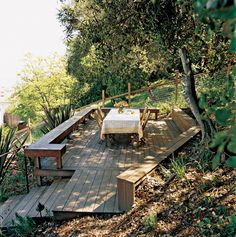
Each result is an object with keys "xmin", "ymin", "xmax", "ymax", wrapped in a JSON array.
[{"xmin": 1, "ymin": 117, "xmax": 186, "ymax": 226}]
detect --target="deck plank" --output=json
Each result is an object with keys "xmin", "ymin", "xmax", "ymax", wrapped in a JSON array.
[
  {"xmin": 73, "ymin": 169, "xmax": 97, "ymax": 211},
  {"xmin": 45, "ymin": 179, "xmax": 69, "ymax": 214},
  {"xmin": 2, "ymin": 187, "xmax": 40, "ymax": 226},
  {"xmin": 54, "ymin": 170, "xmax": 84, "ymax": 212},
  {"xmin": 29, "ymin": 179, "xmax": 69, "ymax": 217},
  {"xmin": 18, "ymin": 186, "xmax": 47, "ymax": 217},
  {"xmin": 103, "ymin": 169, "xmax": 119, "ymax": 213},
  {"xmin": 93, "ymin": 169, "xmax": 113, "ymax": 212},
  {"xmin": 62, "ymin": 169, "xmax": 90, "ymax": 211},
  {"xmin": 0, "ymin": 195, "xmax": 26, "ymax": 227},
  {"xmin": 81, "ymin": 169, "xmax": 104, "ymax": 212}
]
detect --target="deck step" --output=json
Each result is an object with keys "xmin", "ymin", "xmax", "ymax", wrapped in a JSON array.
[
  {"xmin": 0, "ymin": 178, "xmax": 69, "ymax": 227},
  {"xmin": 53, "ymin": 168, "xmax": 121, "ymax": 220},
  {"xmin": 1, "ymin": 186, "xmax": 46, "ymax": 227},
  {"xmin": 0, "ymin": 194, "xmax": 26, "ymax": 227}
]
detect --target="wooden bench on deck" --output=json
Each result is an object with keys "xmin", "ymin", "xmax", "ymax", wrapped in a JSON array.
[
  {"xmin": 117, "ymin": 163, "xmax": 157, "ymax": 211},
  {"xmin": 24, "ymin": 107, "xmax": 95, "ymax": 185},
  {"xmin": 117, "ymin": 108, "xmax": 200, "ymax": 211},
  {"xmin": 102, "ymin": 107, "xmax": 159, "ymax": 120}
]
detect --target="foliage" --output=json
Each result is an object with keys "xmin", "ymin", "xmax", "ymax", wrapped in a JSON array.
[
  {"xmin": 143, "ymin": 213, "xmax": 157, "ymax": 231},
  {"xmin": 194, "ymin": 0, "xmax": 236, "ymax": 169},
  {"xmin": 0, "ymin": 126, "xmax": 27, "ymax": 188},
  {"xmin": 199, "ymin": 214, "xmax": 236, "ymax": 237},
  {"xmin": 198, "ymin": 72, "xmax": 236, "ymax": 169},
  {"xmin": 0, "ymin": 126, "xmax": 16, "ymax": 183},
  {"xmin": 0, "ymin": 152, "xmax": 33, "ymax": 202},
  {"xmin": 58, "ymin": 0, "xmax": 198, "ymax": 106},
  {"xmin": 3, "ymin": 213, "xmax": 36, "ymax": 237},
  {"xmin": 41, "ymin": 104, "xmax": 73, "ymax": 134},
  {"xmin": 31, "ymin": 128, "xmax": 44, "ymax": 142},
  {"xmin": 171, "ymin": 157, "xmax": 186, "ymax": 178},
  {"xmin": 10, "ymin": 54, "xmax": 76, "ymax": 123}
]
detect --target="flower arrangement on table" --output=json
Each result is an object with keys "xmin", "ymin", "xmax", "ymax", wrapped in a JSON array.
[{"xmin": 114, "ymin": 100, "xmax": 129, "ymax": 113}]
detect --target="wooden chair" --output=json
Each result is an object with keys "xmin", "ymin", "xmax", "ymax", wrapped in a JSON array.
[
  {"xmin": 94, "ymin": 110, "xmax": 105, "ymax": 144},
  {"xmin": 142, "ymin": 110, "xmax": 150, "ymax": 130},
  {"xmin": 97, "ymin": 106, "xmax": 105, "ymax": 120},
  {"xmin": 141, "ymin": 107, "xmax": 148, "ymax": 122},
  {"xmin": 94, "ymin": 110, "xmax": 103, "ymax": 129},
  {"xmin": 139, "ymin": 110, "xmax": 150, "ymax": 145}
]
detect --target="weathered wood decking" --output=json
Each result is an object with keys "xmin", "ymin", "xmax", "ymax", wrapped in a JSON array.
[{"xmin": 1, "ymin": 116, "xmax": 197, "ymax": 226}]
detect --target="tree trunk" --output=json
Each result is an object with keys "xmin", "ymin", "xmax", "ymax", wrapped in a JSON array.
[{"xmin": 179, "ymin": 47, "xmax": 214, "ymax": 141}]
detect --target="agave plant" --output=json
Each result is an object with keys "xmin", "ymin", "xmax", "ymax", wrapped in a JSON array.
[
  {"xmin": 40, "ymin": 104, "xmax": 73, "ymax": 134},
  {"xmin": 0, "ymin": 126, "xmax": 24, "ymax": 186}
]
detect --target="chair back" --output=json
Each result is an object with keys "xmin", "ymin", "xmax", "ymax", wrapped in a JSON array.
[
  {"xmin": 142, "ymin": 110, "xmax": 150, "ymax": 130},
  {"xmin": 97, "ymin": 106, "xmax": 105, "ymax": 120},
  {"xmin": 141, "ymin": 107, "xmax": 148, "ymax": 123},
  {"xmin": 94, "ymin": 111, "xmax": 103, "ymax": 129}
]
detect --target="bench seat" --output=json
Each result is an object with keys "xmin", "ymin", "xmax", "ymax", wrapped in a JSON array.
[
  {"xmin": 24, "ymin": 107, "xmax": 94, "ymax": 185},
  {"xmin": 117, "ymin": 163, "xmax": 157, "ymax": 211},
  {"xmin": 116, "ymin": 108, "xmax": 200, "ymax": 212}
]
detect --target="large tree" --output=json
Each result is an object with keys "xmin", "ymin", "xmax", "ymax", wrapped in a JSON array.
[
  {"xmin": 58, "ymin": 0, "xmax": 233, "ymax": 102},
  {"xmin": 10, "ymin": 54, "xmax": 76, "ymax": 122}
]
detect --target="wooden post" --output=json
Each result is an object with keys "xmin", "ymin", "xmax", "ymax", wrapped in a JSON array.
[
  {"xmin": 28, "ymin": 118, "xmax": 32, "ymax": 144},
  {"xmin": 24, "ymin": 155, "xmax": 30, "ymax": 193},
  {"xmin": 175, "ymin": 70, "xmax": 180, "ymax": 104},
  {"xmin": 35, "ymin": 157, "xmax": 42, "ymax": 186},
  {"xmin": 102, "ymin": 90, "xmax": 105, "ymax": 108},
  {"xmin": 128, "ymin": 82, "xmax": 131, "ymax": 107}
]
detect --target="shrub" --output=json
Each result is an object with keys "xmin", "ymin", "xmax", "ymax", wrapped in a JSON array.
[
  {"xmin": 41, "ymin": 104, "xmax": 73, "ymax": 134},
  {"xmin": 6, "ymin": 213, "xmax": 36, "ymax": 237},
  {"xmin": 143, "ymin": 213, "xmax": 157, "ymax": 231},
  {"xmin": 171, "ymin": 157, "xmax": 186, "ymax": 178}
]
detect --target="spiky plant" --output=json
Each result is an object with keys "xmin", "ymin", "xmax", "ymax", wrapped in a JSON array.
[
  {"xmin": 40, "ymin": 104, "xmax": 73, "ymax": 134},
  {"xmin": 0, "ymin": 127, "xmax": 16, "ymax": 185}
]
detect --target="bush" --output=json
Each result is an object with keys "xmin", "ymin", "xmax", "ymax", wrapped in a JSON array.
[{"xmin": 143, "ymin": 213, "xmax": 157, "ymax": 231}]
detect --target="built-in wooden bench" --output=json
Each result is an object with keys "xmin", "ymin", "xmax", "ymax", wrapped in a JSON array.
[
  {"xmin": 171, "ymin": 108, "xmax": 196, "ymax": 132},
  {"xmin": 24, "ymin": 107, "xmax": 95, "ymax": 185},
  {"xmin": 117, "ymin": 163, "xmax": 157, "ymax": 211},
  {"xmin": 117, "ymin": 108, "xmax": 200, "ymax": 211},
  {"xmin": 102, "ymin": 107, "xmax": 159, "ymax": 120}
]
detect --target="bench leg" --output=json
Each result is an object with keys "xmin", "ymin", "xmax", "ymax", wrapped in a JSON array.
[
  {"xmin": 35, "ymin": 157, "xmax": 42, "ymax": 186},
  {"xmin": 117, "ymin": 179, "xmax": 135, "ymax": 212},
  {"xmin": 155, "ymin": 111, "xmax": 158, "ymax": 120},
  {"xmin": 57, "ymin": 155, "xmax": 62, "ymax": 169}
]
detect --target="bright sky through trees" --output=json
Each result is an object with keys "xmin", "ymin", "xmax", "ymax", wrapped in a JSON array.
[{"xmin": 0, "ymin": 0, "xmax": 65, "ymax": 88}]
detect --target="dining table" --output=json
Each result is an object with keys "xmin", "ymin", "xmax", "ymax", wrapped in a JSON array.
[{"xmin": 100, "ymin": 108, "xmax": 143, "ymax": 140}]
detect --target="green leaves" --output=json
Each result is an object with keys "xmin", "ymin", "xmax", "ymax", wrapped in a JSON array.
[
  {"xmin": 11, "ymin": 55, "xmax": 75, "ymax": 122},
  {"xmin": 209, "ymin": 131, "xmax": 227, "ymax": 149},
  {"xmin": 225, "ymin": 156, "xmax": 236, "ymax": 168},
  {"xmin": 199, "ymin": 94, "xmax": 207, "ymax": 109},
  {"xmin": 0, "ymin": 126, "xmax": 17, "ymax": 185},
  {"xmin": 215, "ymin": 108, "xmax": 230, "ymax": 126},
  {"xmin": 212, "ymin": 153, "xmax": 221, "ymax": 169},
  {"xmin": 227, "ymin": 125, "xmax": 236, "ymax": 154},
  {"xmin": 227, "ymin": 141, "xmax": 236, "ymax": 154},
  {"xmin": 230, "ymin": 37, "xmax": 236, "ymax": 53}
]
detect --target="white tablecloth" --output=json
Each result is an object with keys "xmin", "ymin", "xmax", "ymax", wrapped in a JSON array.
[{"xmin": 101, "ymin": 108, "xmax": 143, "ymax": 140}]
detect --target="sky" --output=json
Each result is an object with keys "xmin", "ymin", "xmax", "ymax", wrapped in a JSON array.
[{"xmin": 0, "ymin": 0, "xmax": 66, "ymax": 89}]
